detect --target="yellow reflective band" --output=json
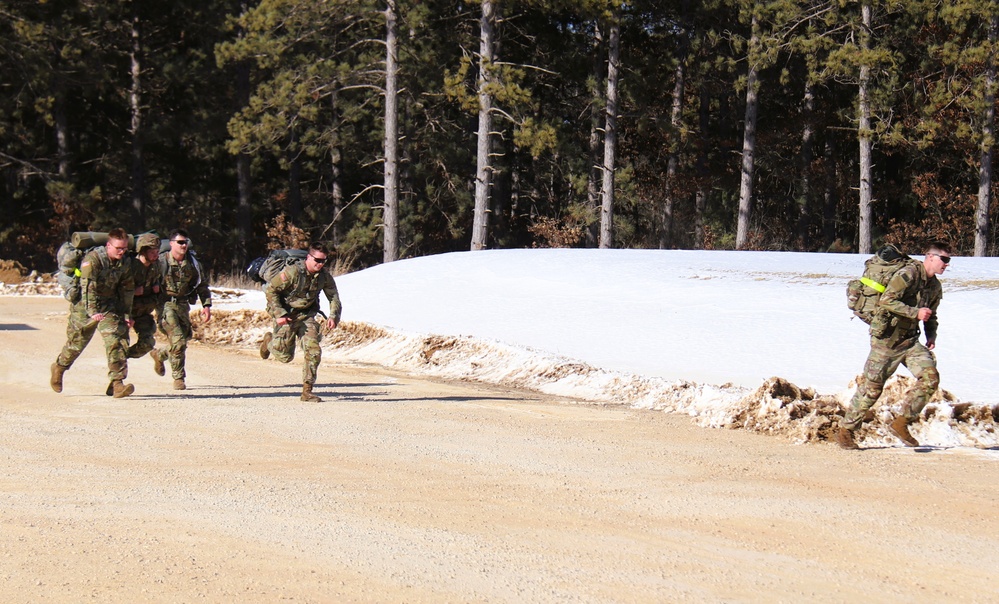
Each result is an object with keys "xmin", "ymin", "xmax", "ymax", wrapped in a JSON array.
[
  {"xmin": 74, "ymin": 268, "xmax": 81, "ymax": 277},
  {"xmin": 860, "ymin": 277, "xmax": 885, "ymax": 293}
]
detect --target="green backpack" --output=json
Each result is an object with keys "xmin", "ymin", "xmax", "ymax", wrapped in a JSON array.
[{"xmin": 846, "ymin": 244, "xmax": 918, "ymax": 325}]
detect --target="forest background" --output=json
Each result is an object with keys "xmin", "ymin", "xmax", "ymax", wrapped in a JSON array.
[{"xmin": 1, "ymin": 0, "xmax": 997, "ymax": 276}]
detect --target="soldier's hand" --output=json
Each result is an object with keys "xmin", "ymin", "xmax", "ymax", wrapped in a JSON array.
[
  {"xmin": 277, "ymin": 316, "xmax": 291, "ymax": 326},
  {"xmin": 91, "ymin": 313, "xmax": 105, "ymax": 323},
  {"xmin": 926, "ymin": 338, "xmax": 936, "ymax": 351},
  {"xmin": 202, "ymin": 307, "xmax": 212, "ymax": 322},
  {"xmin": 917, "ymin": 307, "xmax": 933, "ymax": 321},
  {"xmin": 325, "ymin": 317, "xmax": 338, "ymax": 331},
  {"xmin": 126, "ymin": 318, "xmax": 135, "ymax": 328},
  {"xmin": 134, "ymin": 285, "xmax": 144, "ymax": 296}
]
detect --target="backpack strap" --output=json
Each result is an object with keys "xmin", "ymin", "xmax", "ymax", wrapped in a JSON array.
[{"xmin": 860, "ymin": 277, "xmax": 886, "ymax": 293}]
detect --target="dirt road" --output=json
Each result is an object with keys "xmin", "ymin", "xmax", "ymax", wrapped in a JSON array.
[{"xmin": 2, "ymin": 296, "xmax": 997, "ymax": 602}]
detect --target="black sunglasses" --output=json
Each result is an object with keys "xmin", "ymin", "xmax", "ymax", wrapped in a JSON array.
[
  {"xmin": 931, "ymin": 253, "xmax": 950, "ymax": 264},
  {"xmin": 309, "ymin": 255, "xmax": 328, "ymax": 265},
  {"xmin": 172, "ymin": 239, "xmax": 189, "ymax": 246}
]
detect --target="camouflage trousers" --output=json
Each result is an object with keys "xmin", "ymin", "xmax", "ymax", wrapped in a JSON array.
[
  {"xmin": 55, "ymin": 301, "xmax": 130, "ymax": 381},
  {"xmin": 126, "ymin": 306, "xmax": 157, "ymax": 360},
  {"xmin": 159, "ymin": 300, "xmax": 193, "ymax": 380},
  {"xmin": 841, "ymin": 338, "xmax": 939, "ymax": 430},
  {"xmin": 266, "ymin": 316, "xmax": 323, "ymax": 386}
]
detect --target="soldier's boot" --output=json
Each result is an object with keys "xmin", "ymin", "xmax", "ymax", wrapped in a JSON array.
[
  {"xmin": 301, "ymin": 383, "xmax": 322, "ymax": 403},
  {"xmin": 50, "ymin": 363, "xmax": 66, "ymax": 393},
  {"xmin": 887, "ymin": 416, "xmax": 919, "ymax": 447},
  {"xmin": 259, "ymin": 332, "xmax": 273, "ymax": 360},
  {"xmin": 173, "ymin": 379, "xmax": 186, "ymax": 391},
  {"xmin": 112, "ymin": 380, "xmax": 135, "ymax": 398},
  {"xmin": 834, "ymin": 427, "xmax": 859, "ymax": 450},
  {"xmin": 152, "ymin": 348, "xmax": 166, "ymax": 377},
  {"xmin": 105, "ymin": 382, "xmax": 114, "ymax": 397}
]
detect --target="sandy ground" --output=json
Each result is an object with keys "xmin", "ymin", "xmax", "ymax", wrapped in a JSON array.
[{"xmin": 2, "ymin": 296, "xmax": 998, "ymax": 603}]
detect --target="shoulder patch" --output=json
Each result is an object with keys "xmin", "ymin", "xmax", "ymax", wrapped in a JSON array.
[
  {"xmin": 280, "ymin": 271, "xmax": 289, "ymax": 282},
  {"xmin": 80, "ymin": 261, "xmax": 91, "ymax": 268}
]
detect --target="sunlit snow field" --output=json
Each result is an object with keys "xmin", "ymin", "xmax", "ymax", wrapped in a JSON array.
[{"xmin": 205, "ymin": 249, "xmax": 999, "ymax": 450}]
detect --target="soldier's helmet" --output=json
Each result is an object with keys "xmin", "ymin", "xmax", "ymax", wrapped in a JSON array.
[{"xmin": 136, "ymin": 233, "xmax": 161, "ymax": 254}]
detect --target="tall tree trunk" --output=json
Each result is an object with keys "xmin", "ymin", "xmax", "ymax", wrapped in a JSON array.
[
  {"xmin": 585, "ymin": 22, "xmax": 604, "ymax": 248},
  {"xmin": 599, "ymin": 12, "xmax": 620, "ymax": 249},
  {"xmin": 736, "ymin": 12, "xmax": 760, "ymax": 250},
  {"xmin": 975, "ymin": 13, "xmax": 997, "ymax": 257},
  {"xmin": 129, "ymin": 4, "xmax": 145, "ymax": 229},
  {"xmin": 661, "ymin": 0, "xmax": 690, "ymax": 249},
  {"xmin": 383, "ymin": 0, "xmax": 400, "ymax": 263},
  {"xmin": 471, "ymin": 0, "xmax": 496, "ymax": 251},
  {"xmin": 695, "ymin": 86, "xmax": 711, "ymax": 249},
  {"xmin": 288, "ymin": 131, "xmax": 302, "ymax": 222},
  {"xmin": 857, "ymin": 1, "xmax": 874, "ymax": 254},
  {"xmin": 797, "ymin": 80, "xmax": 815, "ymax": 248},
  {"xmin": 235, "ymin": 61, "xmax": 252, "ymax": 269},
  {"xmin": 330, "ymin": 90, "xmax": 344, "ymax": 249},
  {"xmin": 823, "ymin": 134, "xmax": 839, "ymax": 248}
]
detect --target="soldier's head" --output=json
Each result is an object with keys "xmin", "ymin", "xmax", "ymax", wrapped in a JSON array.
[
  {"xmin": 168, "ymin": 228, "xmax": 191, "ymax": 259},
  {"xmin": 305, "ymin": 242, "xmax": 330, "ymax": 274},
  {"xmin": 136, "ymin": 233, "xmax": 161, "ymax": 264},
  {"xmin": 106, "ymin": 228, "xmax": 129, "ymax": 261},
  {"xmin": 923, "ymin": 241, "xmax": 951, "ymax": 277}
]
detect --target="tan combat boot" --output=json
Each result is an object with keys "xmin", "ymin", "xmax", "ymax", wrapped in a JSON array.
[
  {"xmin": 301, "ymin": 383, "xmax": 322, "ymax": 402},
  {"xmin": 173, "ymin": 379, "xmax": 186, "ymax": 391},
  {"xmin": 152, "ymin": 348, "xmax": 166, "ymax": 377},
  {"xmin": 887, "ymin": 416, "xmax": 919, "ymax": 447},
  {"xmin": 105, "ymin": 382, "xmax": 114, "ymax": 396},
  {"xmin": 834, "ymin": 427, "xmax": 859, "ymax": 450},
  {"xmin": 259, "ymin": 332, "xmax": 272, "ymax": 360},
  {"xmin": 112, "ymin": 380, "xmax": 135, "ymax": 398},
  {"xmin": 50, "ymin": 363, "xmax": 66, "ymax": 393}
]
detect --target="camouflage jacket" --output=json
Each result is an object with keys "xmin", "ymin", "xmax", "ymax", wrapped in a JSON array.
[
  {"xmin": 158, "ymin": 252, "xmax": 212, "ymax": 307},
  {"xmin": 80, "ymin": 246, "xmax": 135, "ymax": 319},
  {"xmin": 129, "ymin": 256, "xmax": 163, "ymax": 315},
  {"xmin": 265, "ymin": 262, "xmax": 341, "ymax": 322},
  {"xmin": 875, "ymin": 261, "xmax": 942, "ymax": 345}
]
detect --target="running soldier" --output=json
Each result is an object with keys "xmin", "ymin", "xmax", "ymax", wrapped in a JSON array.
[
  {"xmin": 836, "ymin": 241, "xmax": 951, "ymax": 449},
  {"xmin": 126, "ymin": 233, "xmax": 163, "ymax": 368},
  {"xmin": 150, "ymin": 229, "xmax": 211, "ymax": 391},
  {"xmin": 259, "ymin": 242, "xmax": 342, "ymax": 402},
  {"xmin": 50, "ymin": 228, "xmax": 137, "ymax": 398}
]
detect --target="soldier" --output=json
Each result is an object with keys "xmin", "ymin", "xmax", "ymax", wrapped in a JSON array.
[
  {"xmin": 126, "ymin": 233, "xmax": 163, "ymax": 371},
  {"xmin": 835, "ymin": 241, "xmax": 951, "ymax": 449},
  {"xmin": 259, "ymin": 242, "xmax": 342, "ymax": 402},
  {"xmin": 150, "ymin": 228, "xmax": 211, "ymax": 391},
  {"xmin": 50, "ymin": 228, "xmax": 137, "ymax": 398}
]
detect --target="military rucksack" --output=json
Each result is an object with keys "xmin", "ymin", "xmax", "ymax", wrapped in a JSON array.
[
  {"xmin": 846, "ymin": 244, "xmax": 920, "ymax": 324},
  {"xmin": 56, "ymin": 242, "xmax": 87, "ymax": 302},
  {"xmin": 246, "ymin": 249, "xmax": 309, "ymax": 284}
]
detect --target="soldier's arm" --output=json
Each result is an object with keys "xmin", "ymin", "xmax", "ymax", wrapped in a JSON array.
[
  {"xmin": 264, "ymin": 268, "xmax": 293, "ymax": 318},
  {"xmin": 924, "ymin": 287, "xmax": 942, "ymax": 342},
  {"xmin": 195, "ymin": 278, "xmax": 212, "ymax": 309},
  {"xmin": 120, "ymin": 270, "xmax": 135, "ymax": 320},
  {"xmin": 79, "ymin": 252, "xmax": 99, "ymax": 317},
  {"xmin": 323, "ymin": 274, "xmax": 342, "ymax": 323},
  {"xmin": 877, "ymin": 267, "xmax": 920, "ymax": 320}
]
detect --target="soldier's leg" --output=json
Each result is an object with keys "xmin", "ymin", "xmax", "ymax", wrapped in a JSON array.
[
  {"xmin": 899, "ymin": 344, "xmax": 939, "ymax": 421},
  {"xmin": 56, "ymin": 303, "xmax": 98, "ymax": 369},
  {"xmin": 127, "ymin": 312, "xmax": 157, "ymax": 359},
  {"xmin": 269, "ymin": 321, "xmax": 299, "ymax": 364},
  {"xmin": 841, "ymin": 345, "xmax": 903, "ymax": 430},
  {"xmin": 161, "ymin": 304, "xmax": 191, "ymax": 380},
  {"xmin": 300, "ymin": 319, "xmax": 322, "ymax": 385},
  {"xmin": 97, "ymin": 315, "xmax": 130, "ymax": 381}
]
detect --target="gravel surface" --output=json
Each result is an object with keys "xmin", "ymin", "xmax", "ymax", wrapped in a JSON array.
[{"xmin": 2, "ymin": 297, "xmax": 998, "ymax": 602}]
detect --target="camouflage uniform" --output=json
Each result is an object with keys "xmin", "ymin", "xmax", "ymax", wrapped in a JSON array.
[
  {"xmin": 263, "ymin": 261, "xmax": 342, "ymax": 386},
  {"xmin": 155, "ymin": 252, "xmax": 211, "ymax": 380},
  {"xmin": 126, "ymin": 239, "xmax": 163, "ymax": 360},
  {"xmin": 55, "ymin": 246, "xmax": 135, "ymax": 381},
  {"xmin": 841, "ymin": 261, "xmax": 943, "ymax": 429}
]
